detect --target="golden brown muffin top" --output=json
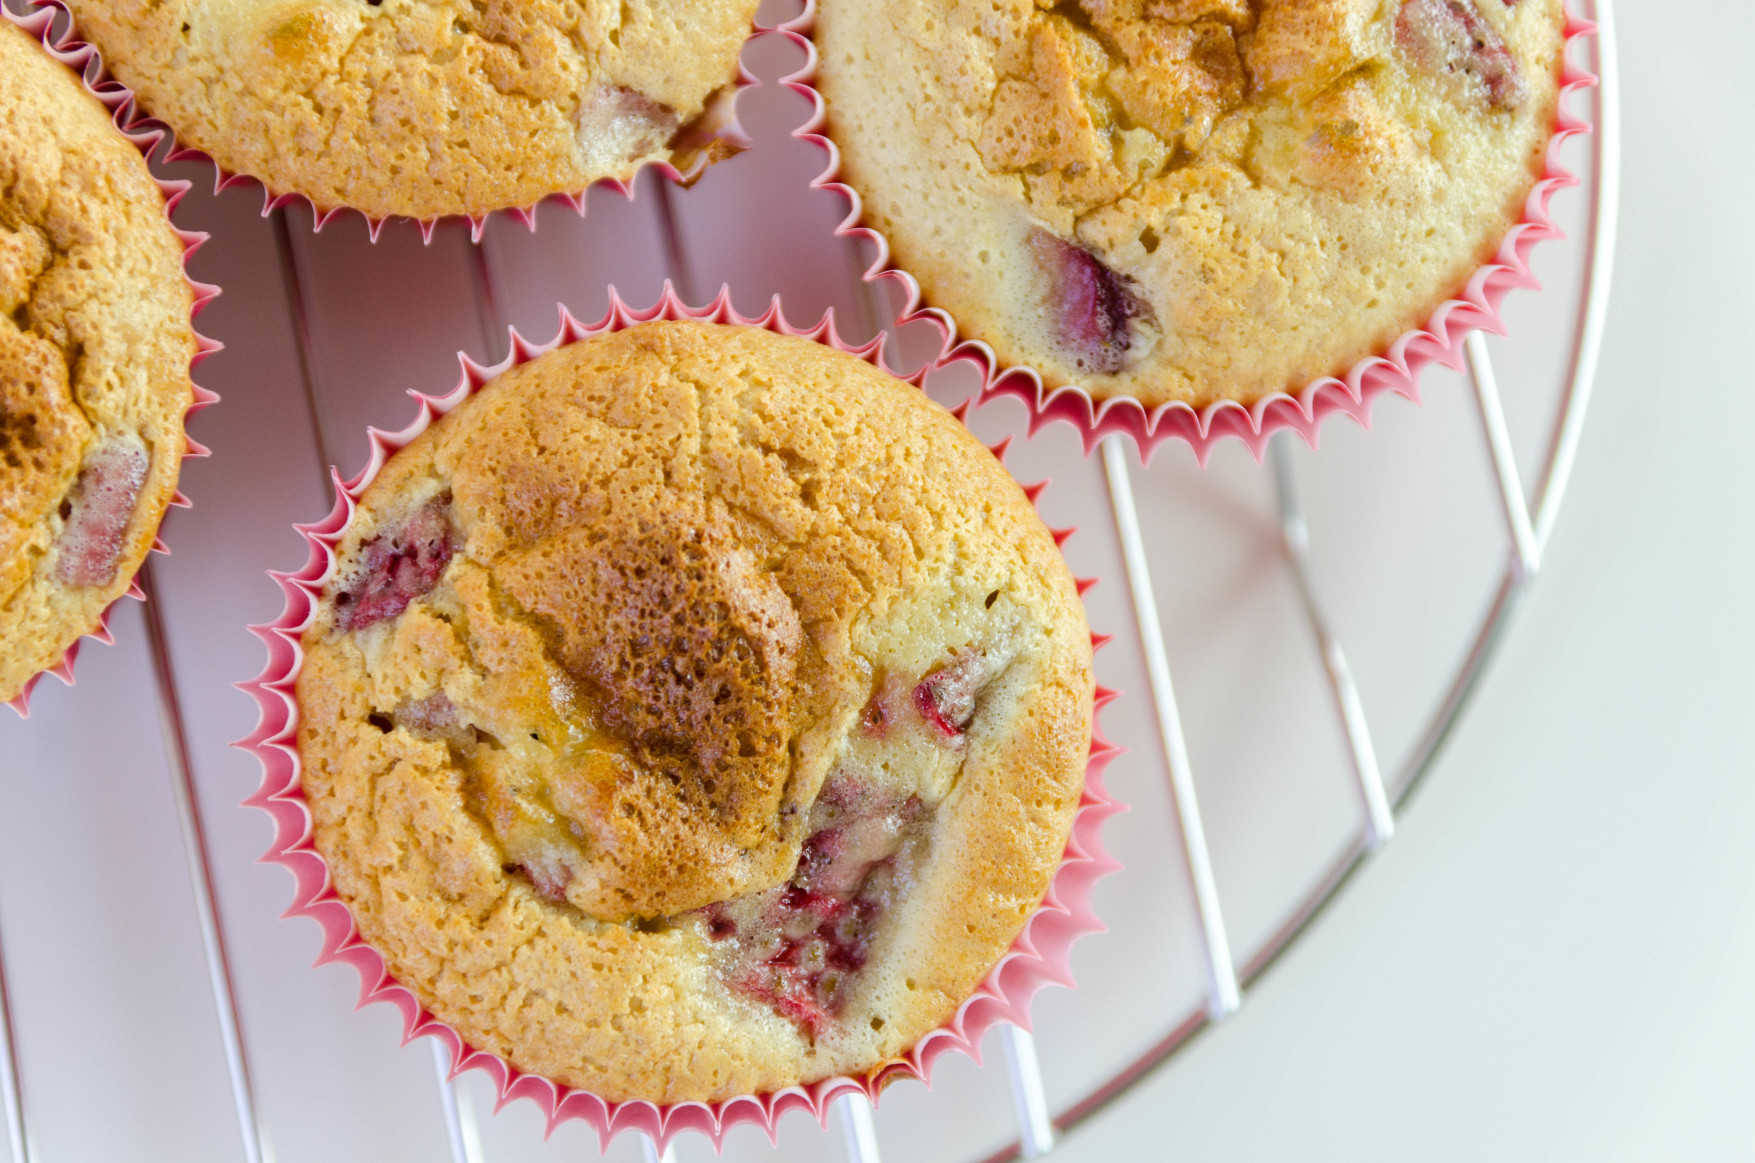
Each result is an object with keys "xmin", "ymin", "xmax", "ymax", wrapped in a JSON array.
[
  {"xmin": 296, "ymin": 322, "xmax": 1094, "ymax": 1100},
  {"xmin": 0, "ymin": 21, "xmax": 195, "ymax": 704},
  {"xmin": 62, "ymin": 0, "xmax": 762, "ymax": 221},
  {"xmin": 816, "ymin": 0, "xmax": 1566, "ymax": 407}
]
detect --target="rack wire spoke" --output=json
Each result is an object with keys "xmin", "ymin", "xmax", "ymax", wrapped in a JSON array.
[
  {"xmin": 271, "ymin": 208, "xmax": 338, "ymax": 484},
  {"xmin": 835, "ymin": 1091, "xmax": 882, "ymax": 1163},
  {"xmin": 0, "ymin": 914, "xmax": 31, "ymax": 1163},
  {"xmin": 139, "ymin": 560, "xmax": 270, "ymax": 1163},
  {"xmin": 1465, "ymin": 333, "xmax": 1542, "ymax": 579},
  {"xmin": 1269, "ymin": 436, "xmax": 1394, "ymax": 849},
  {"xmin": 1535, "ymin": 0, "xmax": 1620, "ymax": 553},
  {"xmin": 431, "ymin": 1042, "xmax": 484, "ymax": 1163},
  {"xmin": 1101, "ymin": 434, "xmax": 1241, "ymax": 1019},
  {"xmin": 652, "ymin": 178, "xmax": 701, "ymax": 308},
  {"xmin": 999, "ymin": 1025, "xmax": 1056, "ymax": 1158}
]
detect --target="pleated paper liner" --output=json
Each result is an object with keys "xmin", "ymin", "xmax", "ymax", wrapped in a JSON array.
[
  {"xmin": 22, "ymin": 0, "xmax": 768, "ymax": 244},
  {"xmin": 774, "ymin": 0, "xmax": 1600, "ymax": 463},
  {"xmin": 237, "ymin": 287, "xmax": 1124, "ymax": 1151},
  {"xmin": 5, "ymin": 6, "xmax": 222, "ymax": 717}
]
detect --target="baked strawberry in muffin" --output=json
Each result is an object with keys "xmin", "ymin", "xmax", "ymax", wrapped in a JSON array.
[
  {"xmin": 0, "ymin": 22, "xmax": 196, "ymax": 706},
  {"xmin": 294, "ymin": 321, "xmax": 1094, "ymax": 1101},
  {"xmin": 813, "ymin": 0, "xmax": 1567, "ymax": 409}
]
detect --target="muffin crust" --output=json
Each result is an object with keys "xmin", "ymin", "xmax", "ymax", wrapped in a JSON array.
[
  {"xmin": 296, "ymin": 322, "xmax": 1094, "ymax": 1101},
  {"xmin": 62, "ymin": 0, "xmax": 763, "ymax": 221},
  {"xmin": 815, "ymin": 0, "xmax": 1567, "ymax": 408},
  {"xmin": 0, "ymin": 22, "xmax": 195, "ymax": 704}
]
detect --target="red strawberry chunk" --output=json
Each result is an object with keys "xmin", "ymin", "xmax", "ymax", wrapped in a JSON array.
[
  {"xmin": 794, "ymin": 828, "xmax": 849, "ymax": 891},
  {"xmin": 741, "ymin": 965, "xmax": 834, "ymax": 1041},
  {"xmin": 54, "ymin": 441, "xmax": 148, "ymax": 587},
  {"xmin": 1395, "ymin": 0, "xmax": 1527, "ymax": 111},
  {"xmin": 708, "ymin": 778, "xmax": 925, "ymax": 1038},
  {"xmin": 1031, "ymin": 230, "xmax": 1150, "ymax": 375},
  {"xmin": 913, "ymin": 647, "xmax": 993, "ymax": 739},
  {"xmin": 336, "ymin": 494, "xmax": 457, "ymax": 631}
]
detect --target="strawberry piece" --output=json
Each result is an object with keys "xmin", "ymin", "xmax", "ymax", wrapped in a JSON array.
[
  {"xmin": 794, "ymin": 827, "xmax": 848, "ymax": 891},
  {"xmin": 822, "ymin": 892, "xmax": 884, "ymax": 971},
  {"xmin": 1395, "ymin": 0, "xmax": 1527, "ymax": 111},
  {"xmin": 54, "ymin": 442, "xmax": 148, "ymax": 587},
  {"xmin": 336, "ymin": 494, "xmax": 457, "ymax": 631},
  {"xmin": 1031, "ymin": 230, "xmax": 1149, "ymax": 375},
  {"xmin": 737, "ymin": 965, "xmax": 835, "ymax": 1041},
  {"xmin": 859, "ymin": 670, "xmax": 906, "ymax": 737},
  {"xmin": 701, "ymin": 902, "xmax": 738, "ymax": 941},
  {"xmin": 710, "ymin": 779, "xmax": 926, "ymax": 1038},
  {"xmin": 393, "ymin": 691, "xmax": 457, "ymax": 735},
  {"xmin": 913, "ymin": 648, "xmax": 992, "ymax": 739},
  {"xmin": 519, "ymin": 845, "xmax": 573, "ymax": 904}
]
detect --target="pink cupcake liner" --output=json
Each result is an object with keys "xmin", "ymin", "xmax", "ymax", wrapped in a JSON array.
[
  {"xmin": 775, "ymin": 0, "xmax": 1600, "ymax": 463},
  {"xmin": 21, "ymin": 0, "xmax": 767, "ymax": 244},
  {"xmin": 236, "ymin": 286, "xmax": 1124, "ymax": 1151},
  {"xmin": 5, "ymin": 6, "xmax": 222, "ymax": 718}
]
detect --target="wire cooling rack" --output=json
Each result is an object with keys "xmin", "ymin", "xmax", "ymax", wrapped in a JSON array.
[{"xmin": 0, "ymin": 2, "xmax": 1617, "ymax": 1160}]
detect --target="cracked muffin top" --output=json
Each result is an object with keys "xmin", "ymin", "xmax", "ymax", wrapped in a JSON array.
[
  {"xmin": 814, "ymin": 0, "xmax": 1567, "ymax": 409},
  {"xmin": 61, "ymin": 0, "xmax": 762, "ymax": 221},
  {"xmin": 295, "ymin": 321, "xmax": 1094, "ymax": 1102},
  {"xmin": 0, "ymin": 22, "xmax": 195, "ymax": 705}
]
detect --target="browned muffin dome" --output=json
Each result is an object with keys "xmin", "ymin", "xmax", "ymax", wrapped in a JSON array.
[
  {"xmin": 295, "ymin": 321, "xmax": 1094, "ymax": 1102},
  {"xmin": 62, "ymin": 0, "xmax": 762, "ymax": 221},
  {"xmin": 815, "ymin": 0, "xmax": 1567, "ymax": 409},
  {"xmin": 0, "ymin": 22, "xmax": 196, "ymax": 705}
]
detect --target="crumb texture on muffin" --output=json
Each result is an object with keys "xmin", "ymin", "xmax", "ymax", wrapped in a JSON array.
[
  {"xmin": 815, "ymin": 0, "xmax": 1567, "ymax": 407},
  {"xmin": 63, "ymin": 0, "xmax": 763, "ymax": 220},
  {"xmin": 0, "ymin": 22, "xmax": 195, "ymax": 704},
  {"xmin": 296, "ymin": 321, "xmax": 1094, "ymax": 1103}
]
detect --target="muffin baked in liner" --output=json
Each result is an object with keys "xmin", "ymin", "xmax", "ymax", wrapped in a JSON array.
[
  {"xmin": 3, "ymin": 6, "xmax": 220, "ymax": 717},
  {"xmin": 778, "ymin": 0, "xmax": 1599, "ymax": 462},
  {"xmin": 237, "ymin": 288, "xmax": 1122, "ymax": 1149},
  {"xmin": 26, "ymin": 0, "xmax": 769, "ymax": 242}
]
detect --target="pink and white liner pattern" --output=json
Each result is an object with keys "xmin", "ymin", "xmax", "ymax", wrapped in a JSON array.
[
  {"xmin": 22, "ymin": 0, "xmax": 763, "ymax": 244},
  {"xmin": 237, "ymin": 287, "xmax": 1125, "ymax": 1151},
  {"xmin": 4, "ymin": 5, "xmax": 222, "ymax": 718},
  {"xmin": 775, "ymin": 0, "xmax": 1600, "ymax": 463}
]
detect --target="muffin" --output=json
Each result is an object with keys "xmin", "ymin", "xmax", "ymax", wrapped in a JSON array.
[
  {"xmin": 0, "ymin": 21, "xmax": 197, "ymax": 706},
  {"xmin": 58, "ymin": 0, "xmax": 762, "ymax": 223},
  {"xmin": 813, "ymin": 0, "xmax": 1568, "ymax": 409},
  {"xmin": 294, "ymin": 320, "xmax": 1095, "ymax": 1102}
]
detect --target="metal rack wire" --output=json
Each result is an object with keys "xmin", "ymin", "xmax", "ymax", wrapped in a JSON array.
[{"xmin": 0, "ymin": 1, "xmax": 1618, "ymax": 1158}]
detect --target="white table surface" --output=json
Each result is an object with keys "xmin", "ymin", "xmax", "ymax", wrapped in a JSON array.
[{"xmin": 2, "ymin": 1, "xmax": 1749, "ymax": 1160}]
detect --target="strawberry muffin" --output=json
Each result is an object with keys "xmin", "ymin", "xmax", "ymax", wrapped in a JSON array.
[
  {"xmin": 814, "ymin": 0, "xmax": 1568, "ymax": 408},
  {"xmin": 0, "ymin": 22, "xmax": 196, "ymax": 705},
  {"xmin": 294, "ymin": 321, "xmax": 1094, "ymax": 1101},
  {"xmin": 60, "ymin": 0, "xmax": 762, "ymax": 221}
]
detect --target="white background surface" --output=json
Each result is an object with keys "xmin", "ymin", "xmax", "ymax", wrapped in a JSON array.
[{"xmin": 0, "ymin": 0, "xmax": 1749, "ymax": 1160}]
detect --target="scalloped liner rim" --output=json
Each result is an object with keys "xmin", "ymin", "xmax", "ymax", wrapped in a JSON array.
[
  {"xmin": 21, "ymin": 0, "xmax": 768, "ymax": 244},
  {"xmin": 4, "ymin": 6, "xmax": 223, "ymax": 718},
  {"xmin": 776, "ymin": 0, "xmax": 1600, "ymax": 464},
  {"xmin": 236, "ymin": 286, "xmax": 1125, "ymax": 1152}
]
